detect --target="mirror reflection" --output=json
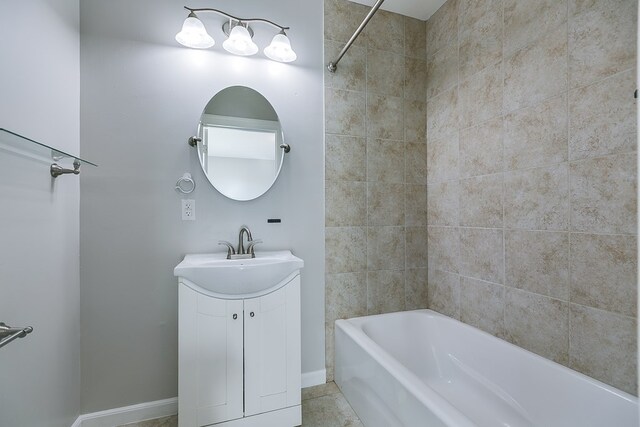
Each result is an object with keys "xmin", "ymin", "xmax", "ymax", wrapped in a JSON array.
[{"xmin": 197, "ymin": 86, "xmax": 285, "ymax": 201}]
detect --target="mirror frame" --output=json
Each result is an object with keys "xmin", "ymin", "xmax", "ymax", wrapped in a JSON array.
[{"xmin": 194, "ymin": 86, "xmax": 287, "ymax": 202}]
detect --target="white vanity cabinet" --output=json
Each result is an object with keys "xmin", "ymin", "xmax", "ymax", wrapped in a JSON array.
[{"xmin": 178, "ymin": 273, "xmax": 301, "ymax": 427}]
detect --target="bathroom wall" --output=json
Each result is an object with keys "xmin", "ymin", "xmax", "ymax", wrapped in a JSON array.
[
  {"xmin": 425, "ymin": 0, "xmax": 637, "ymax": 394},
  {"xmin": 324, "ymin": 0, "xmax": 428, "ymax": 380},
  {"xmin": 0, "ymin": 1, "xmax": 81, "ymax": 426},
  {"xmin": 80, "ymin": 0, "xmax": 323, "ymax": 413}
]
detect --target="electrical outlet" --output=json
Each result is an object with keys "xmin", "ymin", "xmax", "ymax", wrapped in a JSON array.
[{"xmin": 182, "ymin": 199, "xmax": 195, "ymax": 221}]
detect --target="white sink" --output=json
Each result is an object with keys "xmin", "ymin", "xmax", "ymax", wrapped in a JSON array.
[{"xmin": 174, "ymin": 250, "xmax": 303, "ymax": 298}]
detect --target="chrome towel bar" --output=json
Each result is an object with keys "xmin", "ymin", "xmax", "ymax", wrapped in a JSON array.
[{"xmin": 0, "ymin": 322, "xmax": 33, "ymax": 350}]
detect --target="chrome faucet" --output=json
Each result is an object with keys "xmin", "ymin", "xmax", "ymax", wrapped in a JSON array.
[
  {"xmin": 218, "ymin": 225, "xmax": 262, "ymax": 260},
  {"xmin": 237, "ymin": 225, "xmax": 253, "ymax": 255}
]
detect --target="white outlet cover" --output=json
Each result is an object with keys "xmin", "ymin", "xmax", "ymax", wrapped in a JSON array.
[{"xmin": 182, "ymin": 199, "xmax": 195, "ymax": 221}]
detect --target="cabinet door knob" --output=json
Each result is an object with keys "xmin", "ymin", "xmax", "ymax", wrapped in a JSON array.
[
  {"xmin": 233, "ymin": 314, "xmax": 238, "ymax": 320},
  {"xmin": 250, "ymin": 312, "xmax": 255, "ymax": 317}
]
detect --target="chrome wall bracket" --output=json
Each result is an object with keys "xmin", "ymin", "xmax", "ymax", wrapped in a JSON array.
[
  {"xmin": 188, "ymin": 136, "xmax": 201, "ymax": 147},
  {"xmin": 0, "ymin": 322, "xmax": 33, "ymax": 350},
  {"xmin": 50, "ymin": 159, "xmax": 81, "ymax": 178}
]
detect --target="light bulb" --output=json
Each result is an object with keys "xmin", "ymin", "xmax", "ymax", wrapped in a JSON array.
[
  {"xmin": 264, "ymin": 32, "xmax": 297, "ymax": 63},
  {"xmin": 175, "ymin": 12, "xmax": 214, "ymax": 49},
  {"xmin": 222, "ymin": 24, "xmax": 258, "ymax": 56}
]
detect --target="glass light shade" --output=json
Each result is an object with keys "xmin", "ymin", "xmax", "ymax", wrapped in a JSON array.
[
  {"xmin": 175, "ymin": 14, "xmax": 215, "ymax": 49},
  {"xmin": 222, "ymin": 25, "xmax": 258, "ymax": 56},
  {"xmin": 264, "ymin": 33, "xmax": 297, "ymax": 63}
]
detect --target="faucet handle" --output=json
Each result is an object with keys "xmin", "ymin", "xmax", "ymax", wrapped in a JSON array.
[
  {"xmin": 246, "ymin": 239, "xmax": 262, "ymax": 257},
  {"xmin": 218, "ymin": 240, "xmax": 236, "ymax": 259}
]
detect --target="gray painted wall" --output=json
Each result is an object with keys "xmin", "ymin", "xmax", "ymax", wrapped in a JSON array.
[
  {"xmin": 80, "ymin": 0, "xmax": 324, "ymax": 412},
  {"xmin": 0, "ymin": 1, "xmax": 81, "ymax": 426}
]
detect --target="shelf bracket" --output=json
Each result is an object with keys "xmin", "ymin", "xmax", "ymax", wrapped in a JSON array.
[{"xmin": 50, "ymin": 159, "xmax": 81, "ymax": 178}]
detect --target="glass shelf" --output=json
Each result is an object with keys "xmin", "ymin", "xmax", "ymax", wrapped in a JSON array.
[{"xmin": 0, "ymin": 128, "xmax": 97, "ymax": 167}]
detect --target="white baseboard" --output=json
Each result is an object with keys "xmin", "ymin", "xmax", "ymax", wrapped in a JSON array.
[
  {"xmin": 73, "ymin": 397, "xmax": 178, "ymax": 427},
  {"xmin": 301, "ymin": 369, "xmax": 326, "ymax": 388},
  {"xmin": 71, "ymin": 371, "xmax": 324, "ymax": 427}
]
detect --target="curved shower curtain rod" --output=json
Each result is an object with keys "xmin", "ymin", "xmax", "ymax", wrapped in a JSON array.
[{"xmin": 327, "ymin": 0, "xmax": 386, "ymax": 73}]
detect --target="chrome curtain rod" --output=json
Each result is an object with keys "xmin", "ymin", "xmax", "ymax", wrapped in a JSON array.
[
  {"xmin": 327, "ymin": 0, "xmax": 386, "ymax": 73},
  {"xmin": 184, "ymin": 6, "xmax": 290, "ymax": 31}
]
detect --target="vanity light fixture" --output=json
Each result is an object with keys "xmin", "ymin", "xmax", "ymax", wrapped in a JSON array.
[{"xmin": 175, "ymin": 6, "xmax": 297, "ymax": 63}]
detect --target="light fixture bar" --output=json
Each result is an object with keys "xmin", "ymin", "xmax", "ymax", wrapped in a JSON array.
[{"xmin": 183, "ymin": 6, "xmax": 290, "ymax": 31}]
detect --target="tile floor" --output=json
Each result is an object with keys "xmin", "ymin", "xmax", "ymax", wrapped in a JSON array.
[{"xmin": 119, "ymin": 382, "xmax": 362, "ymax": 427}]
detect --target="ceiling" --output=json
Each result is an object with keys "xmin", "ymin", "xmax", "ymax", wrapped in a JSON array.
[{"xmin": 349, "ymin": 0, "xmax": 447, "ymax": 21}]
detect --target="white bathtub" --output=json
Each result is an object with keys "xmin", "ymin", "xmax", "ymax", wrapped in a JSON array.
[{"xmin": 335, "ymin": 310, "xmax": 638, "ymax": 427}]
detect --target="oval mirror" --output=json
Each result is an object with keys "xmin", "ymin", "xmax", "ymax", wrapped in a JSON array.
[{"xmin": 195, "ymin": 86, "xmax": 287, "ymax": 201}]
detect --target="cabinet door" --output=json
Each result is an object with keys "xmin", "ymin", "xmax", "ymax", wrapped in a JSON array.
[
  {"xmin": 179, "ymin": 284, "xmax": 244, "ymax": 427},
  {"xmin": 244, "ymin": 276, "xmax": 301, "ymax": 416}
]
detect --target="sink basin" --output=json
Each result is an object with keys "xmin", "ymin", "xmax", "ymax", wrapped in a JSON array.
[{"xmin": 174, "ymin": 250, "xmax": 304, "ymax": 298}]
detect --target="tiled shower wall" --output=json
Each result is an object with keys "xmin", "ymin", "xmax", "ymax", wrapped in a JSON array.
[
  {"xmin": 324, "ymin": 0, "xmax": 428, "ymax": 380},
  {"xmin": 425, "ymin": 0, "xmax": 637, "ymax": 394}
]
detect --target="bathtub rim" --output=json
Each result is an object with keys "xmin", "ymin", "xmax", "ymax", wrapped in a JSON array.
[{"xmin": 335, "ymin": 309, "xmax": 637, "ymax": 426}]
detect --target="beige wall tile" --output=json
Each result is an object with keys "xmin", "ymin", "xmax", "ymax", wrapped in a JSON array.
[
  {"xmin": 460, "ymin": 173, "xmax": 503, "ymax": 228},
  {"xmin": 367, "ymin": 182, "xmax": 405, "ymax": 226},
  {"xmin": 324, "ymin": 0, "xmax": 369, "ymax": 45},
  {"xmin": 406, "ymin": 185, "xmax": 427, "ymax": 226},
  {"xmin": 459, "ymin": 61, "xmax": 503, "ymax": 129},
  {"xmin": 406, "ymin": 226, "xmax": 428, "ymax": 268},
  {"xmin": 504, "ymin": 163, "xmax": 569, "ymax": 231},
  {"xmin": 460, "ymin": 227, "xmax": 504, "ymax": 283},
  {"xmin": 427, "ymin": 134, "xmax": 459, "ymax": 183},
  {"xmin": 325, "ymin": 323, "xmax": 335, "ymax": 381},
  {"xmin": 406, "ymin": 268, "xmax": 429, "ymax": 310},
  {"xmin": 405, "ymin": 16, "xmax": 426, "ymax": 60},
  {"xmin": 458, "ymin": 0, "xmax": 503, "ymax": 42},
  {"xmin": 570, "ymin": 233, "xmax": 637, "ymax": 317},
  {"xmin": 504, "ymin": 288, "xmax": 570, "ymax": 364},
  {"xmin": 325, "ymin": 134, "xmax": 366, "ymax": 181},
  {"xmin": 367, "ymin": 270, "xmax": 406, "ymax": 314},
  {"xmin": 367, "ymin": 94, "xmax": 404, "ymax": 139},
  {"xmin": 569, "ymin": 1, "xmax": 637, "ymax": 88},
  {"xmin": 569, "ymin": 70, "xmax": 637, "ymax": 161},
  {"xmin": 325, "ymin": 272, "xmax": 367, "ymax": 324},
  {"xmin": 570, "ymin": 153, "xmax": 637, "ymax": 234},
  {"xmin": 326, "ymin": 180, "xmax": 366, "ymax": 226},
  {"xmin": 405, "ymin": 142, "xmax": 427, "ymax": 184},
  {"xmin": 427, "ymin": 180, "xmax": 459, "ymax": 226},
  {"xmin": 504, "ymin": 0, "xmax": 567, "ymax": 55},
  {"xmin": 404, "ymin": 99, "xmax": 427, "ymax": 143},
  {"xmin": 363, "ymin": 9, "xmax": 405, "ymax": 53},
  {"xmin": 460, "ymin": 276, "xmax": 505, "ymax": 336},
  {"xmin": 458, "ymin": 0, "xmax": 503, "ymax": 80},
  {"xmin": 426, "ymin": 0, "xmax": 459, "ymax": 56},
  {"xmin": 460, "ymin": 118, "xmax": 504, "ymax": 177},
  {"xmin": 569, "ymin": 304, "xmax": 637, "ymax": 394},
  {"xmin": 427, "ymin": 86, "xmax": 459, "ymax": 141},
  {"xmin": 366, "ymin": 49, "xmax": 405, "ymax": 97},
  {"xmin": 367, "ymin": 139, "xmax": 404, "ymax": 183},
  {"xmin": 325, "ymin": 88, "xmax": 366, "ymax": 136},
  {"xmin": 325, "ymin": 40, "xmax": 366, "ymax": 92},
  {"xmin": 503, "ymin": 25, "xmax": 567, "ymax": 113},
  {"xmin": 504, "ymin": 94, "xmax": 568, "ymax": 171},
  {"xmin": 505, "ymin": 230, "xmax": 569, "ymax": 300},
  {"xmin": 569, "ymin": 0, "xmax": 627, "ymax": 16},
  {"xmin": 428, "ymin": 226, "xmax": 460, "ymax": 273},
  {"xmin": 405, "ymin": 57, "xmax": 427, "ymax": 102},
  {"xmin": 325, "ymin": 227, "xmax": 367, "ymax": 274},
  {"xmin": 427, "ymin": 42, "xmax": 459, "ymax": 99},
  {"xmin": 367, "ymin": 226, "xmax": 405, "ymax": 270},
  {"xmin": 427, "ymin": 269, "xmax": 461, "ymax": 318}
]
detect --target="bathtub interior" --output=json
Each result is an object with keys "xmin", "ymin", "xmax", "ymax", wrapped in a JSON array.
[{"xmin": 339, "ymin": 310, "xmax": 638, "ymax": 427}]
